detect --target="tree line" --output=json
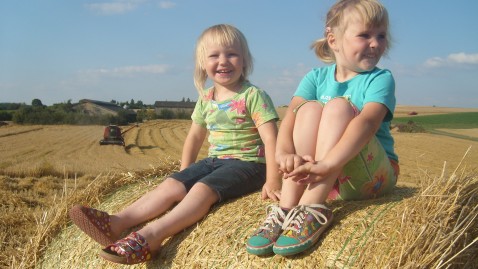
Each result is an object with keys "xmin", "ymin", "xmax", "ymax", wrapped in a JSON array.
[{"xmin": 0, "ymin": 99, "xmax": 191, "ymax": 125}]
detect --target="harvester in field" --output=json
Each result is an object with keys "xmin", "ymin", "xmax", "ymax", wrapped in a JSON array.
[{"xmin": 99, "ymin": 124, "xmax": 138, "ymax": 146}]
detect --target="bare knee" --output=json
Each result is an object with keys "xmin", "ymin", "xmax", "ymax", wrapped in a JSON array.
[
  {"xmin": 293, "ymin": 102, "xmax": 323, "ymax": 148},
  {"xmin": 188, "ymin": 182, "xmax": 219, "ymax": 205},
  {"xmin": 295, "ymin": 101, "xmax": 323, "ymax": 121},
  {"xmin": 322, "ymin": 98, "xmax": 355, "ymax": 118},
  {"xmin": 294, "ymin": 101, "xmax": 323, "ymax": 130},
  {"xmin": 156, "ymin": 177, "xmax": 187, "ymax": 202}
]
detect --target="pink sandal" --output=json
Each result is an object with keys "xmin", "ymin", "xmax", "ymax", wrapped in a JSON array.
[
  {"xmin": 99, "ymin": 232, "xmax": 153, "ymax": 264},
  {"xmin": 69, "ymin": 205, "xmax": 116, "ymax": 247}
]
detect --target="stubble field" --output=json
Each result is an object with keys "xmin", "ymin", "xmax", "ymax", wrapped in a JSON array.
[{"xmin": 1, "ymin": 105, "xmax": 478, "ymax": 268}]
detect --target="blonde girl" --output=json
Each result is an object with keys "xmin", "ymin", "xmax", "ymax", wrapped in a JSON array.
[
  {"xmin": 70, "ymin": 24, "xmax": 281, "ymax": 265},
  {"xmin": 247, "ymin": 0, "xmax": 399, "ymax": 256}
]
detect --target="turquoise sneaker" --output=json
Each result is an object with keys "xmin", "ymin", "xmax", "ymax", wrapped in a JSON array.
[
  {"xmin": 273, "ymin": 204, "xmax": 333, "ymax": 256},
  {"xmin": 246, "ymin": 205, "xmax": 286, "ymax": 256}
]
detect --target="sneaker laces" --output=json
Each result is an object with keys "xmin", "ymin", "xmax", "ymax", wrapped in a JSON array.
[
  {"xmin": 282, "ymin": 204, "xmax": 330, "ymax": 233},
  {"xmin": 259, "ymin": 205, "xmax": 286, "ymax": 231}
]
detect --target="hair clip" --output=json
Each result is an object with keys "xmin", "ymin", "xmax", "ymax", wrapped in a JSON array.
[{"xmin": 325, "ymin": 27, "xmax": 332, "ymax": 34}]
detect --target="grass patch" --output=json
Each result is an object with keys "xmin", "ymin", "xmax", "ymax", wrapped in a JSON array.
[
  {"xmin": 393, "ymin": 112, "xmax": 478, "ymax": 141},
  {"xmin": 393, "ymin": 112, "xmax": 478, "ymax": 129}
]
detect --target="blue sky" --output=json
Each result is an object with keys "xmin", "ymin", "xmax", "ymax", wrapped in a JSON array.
[{"xmin": 1, "ymin": 0, "xmax": 478, "ymax": 108}]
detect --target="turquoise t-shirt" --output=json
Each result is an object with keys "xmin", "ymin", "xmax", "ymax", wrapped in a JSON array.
[
  {"xmin": 192, "ymin": 82, "xmax": 279, "ymax": 163},
  {"xmin": 295, "ymin": 64, "xmax": 398, "ymax": 161}
]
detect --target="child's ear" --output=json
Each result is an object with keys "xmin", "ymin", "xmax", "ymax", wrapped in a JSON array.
[{"xmin": 327, "ymin": 33, "xmax": 338, "ymax": 51}]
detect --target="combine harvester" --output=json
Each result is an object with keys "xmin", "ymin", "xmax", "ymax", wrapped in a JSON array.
[{"xmin": 99, "ymin": 124, "xmax": 137, "ymax": 146}]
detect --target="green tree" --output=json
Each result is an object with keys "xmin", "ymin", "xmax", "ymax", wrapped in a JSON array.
[
  {"xmin": 32, "ymin": 99, "xmax": 43, "ymax": 107},
  {"xmin": 159, "ymin": 109, "xmax": 174, "ymax": 119},
  {"xmin": 0, "ymin": 111, "xmax": 12, "ymax": 121}
]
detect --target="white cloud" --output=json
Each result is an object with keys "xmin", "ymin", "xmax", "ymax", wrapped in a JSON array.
[
  {"xmin": 424, "ymin": 57, "xmax": 446, "ymax": 68},
  {"xmin": 447, "ymin": 52, "xmax": 478, "ymax": 64},
  {"xmin": 82, "ymin": 64, "xmax": 170, "ymax": 77},
  {"xmin": 158, "ymin": 1, "xmax": 176, "ymax": 9},
  {"xmin": 424, "ymin": 52, "xmax": 478, "ymax": 68},
  {"xmin": 86, "ymin": 0, "xmax": 145, "ymax": 15}
]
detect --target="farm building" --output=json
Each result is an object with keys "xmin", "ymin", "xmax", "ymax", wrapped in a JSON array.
[
  {"xmin": 73, "ymin": 99, "xmax": 136, "ymax": 117},
  {"xmin": 154, "ymin": 100, "xmax": 196, "ymax": 117}
]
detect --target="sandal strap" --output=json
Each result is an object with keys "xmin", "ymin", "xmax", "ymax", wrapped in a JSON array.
[
  {"xmin": 112, "ymin": 232, "xmax": 152, "ymax": 263},
  {"xmin": 114, "ymin": 232, "xmax": 148, "ymax": 251}
]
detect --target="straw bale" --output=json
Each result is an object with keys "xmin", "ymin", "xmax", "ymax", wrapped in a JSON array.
[
  {"xmin": 6, "ymin": 152, "xmax": 470, "ymax": 268},
  {"xmin": 36, "ymin": 157, "xmax": 477, "ymax": 269}
]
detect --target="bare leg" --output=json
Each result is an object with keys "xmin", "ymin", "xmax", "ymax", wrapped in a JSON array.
[
  {"xmin": 114, "ymin": 182, "xmax": 219, "ymax": 253},
  {"xmin": 279, "ymin": 102, "xmax": 323, "ymax": 209},
  {"xmin": 299, "ymin": 98, "xmax": 355, "ymax": 204},
  {"xmin": 109, "ymin": 178, "xmax": 188, "ymax": 238}
]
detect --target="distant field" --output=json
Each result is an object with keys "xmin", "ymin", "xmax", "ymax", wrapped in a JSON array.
[
  {"xmin": 1, "ymin": 105, "xmax": 478, "ymax": 267},
  {"xmin": 1, "ymin": 106, "xmax": 477, "ymax": 178},
  {"xmin": 275, "ymin": 104, "xmax": 478, "ymax": 120},
  {"xmin": 394, "ymin": 105, "xmax": 478, "ymax": 117},
  {"xmin": 392, "ymin": 112, "xmax": 478, "ymax": 129},
  {"xmin": 0, "ymin": 120, "xmax": 206, "ymax": 177},
  {"xmin": 392, "ymin": 112, "xmax": 478, "ymax": 141},
  {"xmin": 277, "ymin": 105, "xmax": 478, "ymax": 140}
]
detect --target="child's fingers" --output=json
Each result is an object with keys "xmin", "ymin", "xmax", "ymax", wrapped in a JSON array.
[
  {"xmin": 287, "ymin": 164, "xmax": 310, "ymax": 177},
  {"xmin": 261, "ymin": 187, "xmax": 268, "ymax": 199},
  {"xmin": 268, "ymin": 191, "xmax": 280, "ymax": 201},
  {"xmin": 302, "ymin": 155, "xmax": 315, "ymax": 162},
  {"xmin": 261, "ymin": 185, "xmax": 281, "ymax": 201},
  {"xmin": 283, "ymin": 171, "xmax": 308, "ymax": 181},
  {"xmin": 283, "ymin": 157, "xmax": 295, "ymax": 173},
  {"xmin": 282, "ymin": 155, "xmax": 304, "ymax": 173}
]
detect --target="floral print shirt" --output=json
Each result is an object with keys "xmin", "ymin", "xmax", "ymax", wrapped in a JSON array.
[{"xmin": 191, "ymin": 82, "xmax": 278, "ymax": 163}]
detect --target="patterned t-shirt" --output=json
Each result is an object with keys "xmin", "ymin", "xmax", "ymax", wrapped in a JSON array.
[{"xmin": 191, "ymin": 82, "xmax": 279, "ymax": 163}]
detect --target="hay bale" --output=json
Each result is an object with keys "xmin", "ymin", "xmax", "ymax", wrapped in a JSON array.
[{"xmin": 20, "ymin": 158, "xmax": 478, "ymax": 268}]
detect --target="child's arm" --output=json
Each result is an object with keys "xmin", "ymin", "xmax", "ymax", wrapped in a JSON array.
[
  {"xmin": 275, "ymin": 96, "xmax": 308, "ymax": 174},
  {"xmin": 180, "ymin": 122, "xmax": 207, "ymax": 171},
  {"xmin": 285, "ymin": 102, "xmax": 388, "ymax": 183},
  {"xmin": 257, "ymin": 121, "xmax": 282, "ymax": 201}
]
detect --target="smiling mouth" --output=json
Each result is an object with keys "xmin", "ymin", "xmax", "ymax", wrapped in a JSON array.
[{"xmin": 217, "ymin": 69, "xmax": 232, "ymax": 74}]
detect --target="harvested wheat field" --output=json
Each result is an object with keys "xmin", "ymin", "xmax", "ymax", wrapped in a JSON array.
[
  {"xmin": 0, "ymin": 120, "xmax": 199, "ymax": 177},
  {"xmin": 1, "ymin": 106, "xmax": 478, "ymax": 269}
]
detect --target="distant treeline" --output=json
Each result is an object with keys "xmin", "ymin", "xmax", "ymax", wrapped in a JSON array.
[
  {"xmin": 0, "ymin": 99, "xmax": 191, "ymax": 125},
  {"xmin": 1, "ymin": 101, "xmax": 134, "ymax": 125}
]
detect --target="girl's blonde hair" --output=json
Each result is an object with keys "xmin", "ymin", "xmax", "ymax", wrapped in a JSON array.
[
  {"xmin": 194, "ymin": 24, "xmax": 253, "ymax": 94},
  {"xmin": 312, "ymin": 0, "xmax": 391, "ymax": 63}
]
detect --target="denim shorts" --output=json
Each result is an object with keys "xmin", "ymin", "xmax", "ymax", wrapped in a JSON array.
[{"xmin": 170, "ymin": 158, "xmax": 266, "ymax": 202}]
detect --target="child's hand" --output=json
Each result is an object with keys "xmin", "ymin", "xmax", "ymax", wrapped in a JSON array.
[
  {"xmin": 261, "ymin": 180, "xmax": 282, "ymax": 201},
  {"xmin": 281, "ymin": 155, "xmax": 314, "ymax": 180},
  {"xmin": 277, "ymin": 153, "xmax": 306, "ymax": 175},
  {"xmin": 284, "ymin": 157, "xmax": 331, "ymax": 184}
]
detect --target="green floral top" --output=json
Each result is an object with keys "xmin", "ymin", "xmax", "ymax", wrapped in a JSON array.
[{"xmin": 191, "ymin": 82, "xmax": 278, "ymax": 163}]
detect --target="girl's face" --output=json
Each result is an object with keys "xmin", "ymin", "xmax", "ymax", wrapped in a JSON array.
[
  {"xmin": 330, "ymin": 15, "xmax": 388, "ymax": 81},
  {"xmin": 205, "ymin": 41, "xmax": 244, "ymax": 90}
]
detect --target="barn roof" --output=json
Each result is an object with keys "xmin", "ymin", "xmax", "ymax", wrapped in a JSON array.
[
  {"xmin": 154, "ymin": 100, "xmax": 196, "ymax": 109},
  {"xmin": 75, "ymin": 99, "xmax": 136, "ymax": 115}
]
